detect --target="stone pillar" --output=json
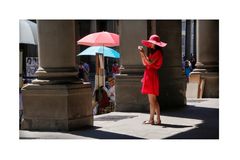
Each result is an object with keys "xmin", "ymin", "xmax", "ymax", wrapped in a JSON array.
[
  {"xmin": 115, "ymin": 20, "xmax": 186, "ymax": 112},
  {"xmin": 90, "ymin": 20, "xmax": 97, "ymax": 69},
  {"xmin": 115, "ymin": 20, "xmax": 148, "ymax": 112},
  {"xmin": 156, "ymin": 20, "xmax": 186, "ymax": 109},
  {"xmin": 21, "ymin": 20, "xmax": 93, "ymax": 131},
  {"xmin": 91, "ymin": 20, "xmax": 97, "ymax": 32},
  {"xmin": 191, "ymin": 20, "xmax": 196, "ymax": 60},
  {"xmin": 191, "ymin": 20, "xmax": 219, "ymax": 98},
  {"xmin": 185, "ymin": 20, "xmax": 192, "ymax": 60},
  {"xmin": 33, "ymin": 20, "xmax": 78, "ymax": 83}
]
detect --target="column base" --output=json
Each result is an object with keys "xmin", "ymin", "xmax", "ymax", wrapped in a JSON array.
[
  {"xmin": 201, "ymin": 72, "xmax": 219, "ymax": 98},
  {"xmin": 35, "ymin": 67, "xmax": 78, "ymax": 79},
  {"xmin": 190, "ymin": 71, "xmax": 219, "ymax": 98},
  {"xmin": 115, "ymin": 74, "xmax": 149, "ymax": 112},
  {"xmin": 158, "ymin": 67, "xmax": 187, "ymax": 109},
  {"xmin": 190, "ymin": 62, "xmax": 219, "ymax": 98},
  {"xmin": 21, "ymin": 83, "xmax": 93, "ymax": 131}
]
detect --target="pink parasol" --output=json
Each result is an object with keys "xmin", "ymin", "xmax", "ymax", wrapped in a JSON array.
[{"xmin": 77, "ymin": 31, "xmax": 119, "ymax": 47}]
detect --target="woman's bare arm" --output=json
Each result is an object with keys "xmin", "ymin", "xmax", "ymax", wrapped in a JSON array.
[{"xmin": 138, "ymin": 46, "xmax": 157, "ymax": 65}]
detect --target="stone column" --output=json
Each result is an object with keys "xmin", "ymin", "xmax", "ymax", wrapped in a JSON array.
[
  {"xmin": 115, "ymin": 20, "xmax": 148, "ymax": 112},
  {"xmin": 156, "ymin": 20, "xmax": 186, "ymax": 109},
  {"xmin": 185, "ymin": 20, "xmax": 192, "ymax": 60},
  {"xmin": 21, "ymin": 20, "xmax": 93, "ymax": 131},
  {"xmin": 191, "ymin": 20, "xmax": 219, "ymax": 98},
  {"xmin": 33, "ymin": 20, "xmax": 77, "ymax": 83},
  {"xmin": 91, "ymin": 20, "xmax": 97, "ymax": 32},
  {"xmin": 115, "ymin": 20, "xmax": 186, "ymax": 112}
]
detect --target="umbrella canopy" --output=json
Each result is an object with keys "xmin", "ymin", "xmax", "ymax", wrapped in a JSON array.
[
  {"xmin": 77, "ymin": 46, "xmax": 120, "ymax": 58},
  {"xmin": 19, "ymin": 20, "xmax": 38, "ymax": 45},
  {"xmin": 77, "ymin": 31, "xmax": 119, "ymax": 47}
]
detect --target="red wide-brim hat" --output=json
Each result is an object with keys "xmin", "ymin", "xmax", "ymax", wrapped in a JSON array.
[{"xmin": 141, "ymin": 34, "xmax": 167, "ymax": 48}]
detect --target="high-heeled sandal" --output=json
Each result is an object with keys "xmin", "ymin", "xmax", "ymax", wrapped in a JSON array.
[
  {"xmin": 154, "ymin": 120, "xmax": 161, "ymax": 125},
  {"xmin": 143, "ymin": 120, "xmax": 154, "ymax": 125}
]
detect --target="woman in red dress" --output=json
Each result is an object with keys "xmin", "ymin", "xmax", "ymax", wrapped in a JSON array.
[{"xmin": 138, "ymin": 35, "xmax": 167, "ymax": 125}]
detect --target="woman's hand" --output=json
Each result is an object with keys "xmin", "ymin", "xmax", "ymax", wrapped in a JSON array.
[
  {"xmin": 138, "ymin": 46, "xmax": 144, "ymax": 54},
  {"xmin": 138, "ymin": 46, "xmax": 147, "ymax": 66}
]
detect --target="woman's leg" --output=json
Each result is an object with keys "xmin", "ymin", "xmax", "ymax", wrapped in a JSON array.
[
  {"xmin": 149, "ymin": 94, "xmax": 161, "ymax": 124},
  {"xmin": 147, "ymin": 94, "xmax": 156, "ymax": 124},
  {"xmin": 155, "ymin": 101, "xmax": 161, "ymax": 124}
]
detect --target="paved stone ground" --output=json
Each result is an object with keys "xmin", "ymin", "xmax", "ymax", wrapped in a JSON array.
[{"xmin": 19, "ymin": 98, "xmax": 219, "ymax": 139}]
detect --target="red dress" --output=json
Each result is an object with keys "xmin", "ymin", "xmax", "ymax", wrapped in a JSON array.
[{"xmin": 141, "ymin": 50, "xmax": 163, "ymax": 96}]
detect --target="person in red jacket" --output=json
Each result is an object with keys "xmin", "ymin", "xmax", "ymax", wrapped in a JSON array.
[
  {"xmin": 111, "ymin": 60, "xmax": 120, "ymax": 78},
  {"xmin": 138, "ymin": 34, "xmax": 167, "ymax": 125}
]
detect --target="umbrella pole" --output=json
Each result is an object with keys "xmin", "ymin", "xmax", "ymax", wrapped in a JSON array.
[
  {"xmin": 107, "ymin": 57, "xmax": 109, "ymax": 77},
  {"xmin": 103, "ymin": 46, "xmax": 105, "ymax": 87},
  {"xmin": 96, "ymin": 53, "xmax": 105, "ymax": 114},
  {"xmin": 95, "ymin": 53, "xmax": 100, "ymax": 114},
  {"xmin": 96, "ymin": 53, "xmax": 100, "ymax": 88}
]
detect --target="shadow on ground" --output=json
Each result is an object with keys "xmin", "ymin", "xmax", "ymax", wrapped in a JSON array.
[
  {"xmin": 162, "ymin": 103, "xmax": 219, "ymax": 139},
  {"xmin": 68, "ymin": 126, "xmax": 144, "ymax": 139},
  {"xmin": 160, "ymin": 123, "xmax": 192, "ymax": 128},
  {"xmin": 94, "ymin": 115, "xmax": 138, "ymax": 122}
]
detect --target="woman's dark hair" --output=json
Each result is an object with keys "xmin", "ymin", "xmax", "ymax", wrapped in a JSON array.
[
  {"xmin": 148, "ymin": 45, "xmax": 163, "ymax": 56},
  {"xmin": 27, "ymin": 58, "xmax": 32, "ymax": 64}
]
